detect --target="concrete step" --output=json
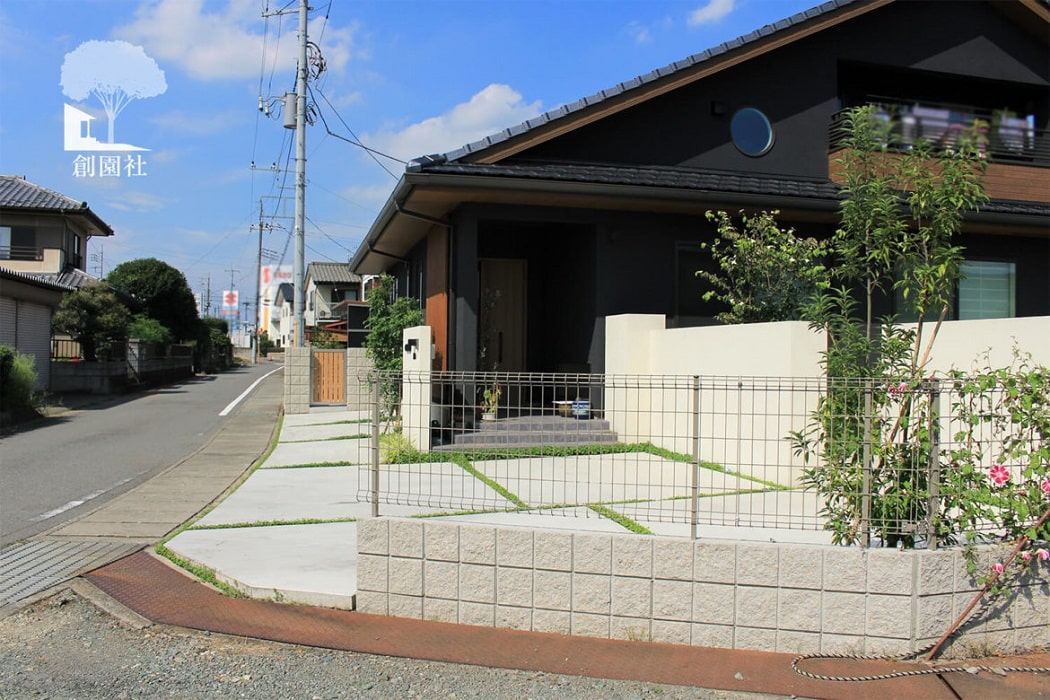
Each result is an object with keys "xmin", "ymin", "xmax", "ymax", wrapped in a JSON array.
[{"xmin": 435, "ymin": 415, "xmax": 619, "ymax": 450}]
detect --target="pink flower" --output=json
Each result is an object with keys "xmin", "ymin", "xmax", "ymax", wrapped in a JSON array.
[
  {"xmin": 989, "ymin": 464, "xmax": 1011, "ymax": 487},
  {"xmin": 1039, "ymin": 549, "xmax": 1050, "ymax": 562},
  {"xmin": 992, "ymin": 562, "xmax": 1005, "ymax": 575},
  {"xmin": 888, "ymin": 382, "xmax": 908, "ymax": 398},
  {"xmin": 1041, "ymin": 479, "xmax": 1050, "ymax": 497},
  {"xmin": 1022, "ymin": 551, "xmax": 1032, "ymax": 563}
]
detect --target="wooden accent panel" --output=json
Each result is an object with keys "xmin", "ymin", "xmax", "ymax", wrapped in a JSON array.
[
  {"xmin": 425, "ymin": 227, "xmax": 449, "ymax": 370},
  {"xmin": 828, "ymin": 150, "xmax": 1050, "ymax": 204},
  {"xmin": 312, "ymin": 350, "xmax": 346, "ymax": 405}
]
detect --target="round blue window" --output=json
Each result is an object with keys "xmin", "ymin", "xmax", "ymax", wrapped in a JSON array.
[{"xmin": 730, "ymin": 107, "xmax": 774, "ymax": 156}]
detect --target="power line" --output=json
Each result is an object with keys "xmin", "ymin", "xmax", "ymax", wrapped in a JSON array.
[{"xmin": 309, "ymin": 83, "xmax": 406, "ymax": 178}]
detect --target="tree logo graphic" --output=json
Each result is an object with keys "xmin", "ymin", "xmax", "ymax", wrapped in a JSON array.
[{"xmin": 61, "ymin": 40, "xmax": 167, "ymax": 152}]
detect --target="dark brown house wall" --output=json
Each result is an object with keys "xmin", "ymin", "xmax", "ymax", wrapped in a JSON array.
[{"xmin": 517, "ymin": 1, "xmax": 1047, "ymax": 181}]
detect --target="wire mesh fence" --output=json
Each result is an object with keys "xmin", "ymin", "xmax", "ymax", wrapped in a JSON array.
[{"xmin": 359, "ymin": 370, "xmax": 1038, "ymax": 547}]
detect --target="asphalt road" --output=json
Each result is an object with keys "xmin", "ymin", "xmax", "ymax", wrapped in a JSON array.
[{"xmin": 0, "ymin": 362, "xmax": 281, "ymax": 548}]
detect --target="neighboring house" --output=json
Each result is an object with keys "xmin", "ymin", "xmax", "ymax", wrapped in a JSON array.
[
  {"xmin": 349, "ymin": 0, "xmax": 1049, "ymax": 374},
  {"xmin": 0, "ymin": 268, "xmax": 77, "ymax": 391},
  {"xmin": 303, "ymin": 261, "xmax": 362, "ymax": 330},
  {"xmin": 272, "ymin": 282, "xmax": 294, "ymax": 349},
  {"xmin": 0, "ymin": 175, "xmax": 114, "ymax": 390}
]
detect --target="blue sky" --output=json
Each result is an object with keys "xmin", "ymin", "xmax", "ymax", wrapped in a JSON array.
[{"xmin": 0, "ymin": 0, "xmax": 818, "ymax": 314}]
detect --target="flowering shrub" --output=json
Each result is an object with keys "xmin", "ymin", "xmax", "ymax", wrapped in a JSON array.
[{"xmin": 943, "ymin": 348, "xmax": 1050, "ymax": 583}]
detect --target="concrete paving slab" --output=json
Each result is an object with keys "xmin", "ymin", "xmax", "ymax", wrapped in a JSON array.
[
  {"xmin": 433, "ymin": 506, "xmax": 632, "ymax": 532},
  {"xmin": 376, "ymin": 461, "xmax": 518, "ymax": 512},
  {"xmin": 280, "ymin": 422, "xmax": 370, "ymax": 442},
  {"xmin": 282, "ymin": 409, "xmax": 369, "ymax": 428},
  {"xmin": 262, "ymin": 439, "xmax": 365, "ymax": 467},
  {"xmin": 470, "ymin": 453, "xmax": 773, "ymax": 508},
  {"xmin": 195, "ymin": 466, "xmax": 364, "ymax": 525},
  {"xmin": 166, "ymin": 522, "xmax": 357, "ymax": 609}
]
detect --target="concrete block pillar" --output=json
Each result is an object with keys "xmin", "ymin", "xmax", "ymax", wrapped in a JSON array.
[{"xmin": 284, "ymin": 347, "xmax": 311, "ymax": 414}]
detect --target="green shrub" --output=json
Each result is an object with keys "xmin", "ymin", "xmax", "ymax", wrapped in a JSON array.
[
  {"xmin": 0, "ymin": 345, "xmax": 40, "ymax": 422},
  {"xmin": 128, "ymin": 315, "xmax": 174, "ymax": 345},
  {"xmin": 379, "ymin": 431, "xmax": 417, "ymax": 464}
]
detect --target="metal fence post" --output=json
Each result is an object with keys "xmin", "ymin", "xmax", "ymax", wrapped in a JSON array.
[
  {"xmin": 371, "ymin": 374, "xmax": 381, "ymax": 518},
  {"xmin": 691, "ymin": 375, "xmax": 701, "ymax": 541},
  {"xmin": 927, "ymin": 383, "xmax": 941, "ymax": 551},
  {"xmin": 861, "ymin": 380, "xmax": 872, "ymax": 548}
]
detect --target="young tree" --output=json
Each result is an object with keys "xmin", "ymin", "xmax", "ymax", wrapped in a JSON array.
[
  {"xmin": 698, "ymin": 210, "xmax": 827, "ymax": 324},
  {"xmin": 52, "ymin": 282, "xmax": 130, "ymax": 361},
  {"xmin": 364, "ymin": 274, "xmax": 423, "ymax": 374},
  {"xmin": 364, "ymin": 274, "xmax": 423, "ymax": 422},
  {"xmin": 794, "ymin": 105, "xmax": 989, "ymax": 548},
  {"xmin": 107, "ymin": 258, "xmax": 200, "ymax": 342},
  {"xmin": 60, "ymin": 40, "xmax": 167, "ymax": 144}
]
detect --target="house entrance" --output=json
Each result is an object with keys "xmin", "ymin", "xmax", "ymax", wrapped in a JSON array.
[
  {"xmin": 479, "ymin": 259, "xmax": 526, "ymax": 372},
  {"xmin": 311, "ymin": 349, "xmax": 346, "ymax": 405}
]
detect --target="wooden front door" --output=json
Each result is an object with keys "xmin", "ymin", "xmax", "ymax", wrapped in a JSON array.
[
  {"xmin": 479, "ymin": 259, "xmax": 527, "ymax": 372},
  {"xmin": 312, "ymin": 349, "xmax": 346, "ymax": 405}
]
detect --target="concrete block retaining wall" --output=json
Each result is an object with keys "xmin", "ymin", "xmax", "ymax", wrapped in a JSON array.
[{"xmin": 356, "ymin": 518, "xmax": 1049, "ymax": 656}]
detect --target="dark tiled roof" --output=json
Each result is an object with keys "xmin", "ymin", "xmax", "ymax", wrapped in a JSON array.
[
  {"xmin": 21, "ymin": 268, "xmax": 100, "ymax": 290},
  {"xmin": 0, "ymin": 266, "xmax": 79, "ymax": 292},
  {"xmin": 434, "ymin": 0, "xmax": 860, "ymax": 163},
  {"xmin": 419, "ymin": 160, "xmax": 1050, "ymax": 217},
  {"xmin": 0, "ymin": 175, "xmax": 115, "ymax": 236},
  {"xmin": 274, "ymin": 282, "xmax": 294, "ymax": 303},
  {"xmin": 0, "ymin": 175, "xmax": 87, "ymax": 210},
  {"xmin": 422, "ymin": 160, "xmax": 842, "ymax": 200},
  {"xmin": 307, "ymin": 262, "xmax": 360, "ymax": 284}
]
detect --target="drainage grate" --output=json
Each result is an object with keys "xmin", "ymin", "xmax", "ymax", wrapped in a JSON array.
[{"xmin": 0, "ymin": 539, "xmax": 142, "ymax": 611}]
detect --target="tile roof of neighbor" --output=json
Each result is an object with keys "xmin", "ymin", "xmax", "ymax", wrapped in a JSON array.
[
  {"xmin": 21, "ymin": 268, "xmax": 101, "ymax": 290},
  {"xmin": 431, "ymin": 0, "xmax": 861, "ymax": 164},
  {"xmin": 274, "ymin": 282, "xmax": 294, "ymax": 302},
  {"xmin": 0, "ymin": 175, "xmax": 115, "ymax": 236},
  {"xmin": 307, "ymin": 262, "xmax": 360, "ymax": 284},
  {"xmin": 0, "ymin": 266, "xmax": 81, "ymax": 292}
]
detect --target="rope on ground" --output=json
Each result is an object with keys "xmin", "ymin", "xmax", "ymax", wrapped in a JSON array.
[{"xmin": 791, "ymin": 653, "xmax": 1050, "ymax": 683}]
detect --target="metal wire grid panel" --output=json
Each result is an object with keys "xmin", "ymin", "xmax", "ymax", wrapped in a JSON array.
[{"xmin": 360, "ymin": 371, "xmax": 1035, "ymax": 545}]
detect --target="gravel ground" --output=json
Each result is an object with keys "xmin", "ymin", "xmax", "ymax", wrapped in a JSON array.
[{"xmin": 0, "ymin": 589, "xmax": 781, "ymax": 699}]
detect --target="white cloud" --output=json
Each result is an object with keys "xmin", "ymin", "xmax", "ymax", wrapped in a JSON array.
[
  {"xmin": 104, "ymin": 190, "xmax": 166, "ymax": 212},
  {"xmin": 627, "ymin": 21, "xmax": 653, "ymax": 45},
  {"xmin": 363, "ymin": 84, "xmax": 543, "ymax": 162},
  {"xmin": 688, "ymin": 0, "xmax": 735, "ymax": 26},
  {"xmin": 113, "ymin": 0, "xmax": 356, "ymax": 81}
]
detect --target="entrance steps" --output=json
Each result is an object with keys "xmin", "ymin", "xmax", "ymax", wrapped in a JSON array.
[{"xmin": 434, "ymin": 415, "xmax": 618, "ymax": 451}]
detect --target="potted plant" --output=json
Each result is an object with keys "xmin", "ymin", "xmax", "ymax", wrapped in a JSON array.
[{"xmin": 481, "ymin": 382, "xmax": 501, "ymax": 421}]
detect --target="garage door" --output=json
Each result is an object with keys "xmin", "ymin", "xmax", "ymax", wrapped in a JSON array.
[{"xmin": 0, "ymin": 298, "xmax": 52, "ymax": 392}]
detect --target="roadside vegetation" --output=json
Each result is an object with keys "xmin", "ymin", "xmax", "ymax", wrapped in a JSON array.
[{"xmin": 0, "ymin": 345, "xmax": 41, "ymax": 426}]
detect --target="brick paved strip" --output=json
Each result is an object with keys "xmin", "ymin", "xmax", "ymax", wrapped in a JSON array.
[{"xmin": 78, "ymin": 551, "xmax": 1003, "ymax": 699}]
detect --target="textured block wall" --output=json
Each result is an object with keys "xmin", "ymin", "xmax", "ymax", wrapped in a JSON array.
[
  {"xmin": 356, "ymin": 517, "xmax": 1049, "ymax": 656},
  {"xmin": 283, "ymin": 347, "xmax": 311, "ymax": 414},
  {"xmin": 346, "ymin": 348, "xmax": 371, "ymax": 412}
]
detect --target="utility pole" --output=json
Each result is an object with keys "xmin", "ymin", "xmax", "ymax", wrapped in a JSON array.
[
  {"xmin": 261, "ymin": 0, "xmax": 315, "ymax": 348},
  {"xmin": 292, "ymin": 0, "xmax": 308, "ymax": 348},
  {"xmin": 91, "ymin": 245, "xmax": 104, "ymax": 277},
  {"xmin": 254, "ymin": 200, "xmax": 265, "ymax": 364}
]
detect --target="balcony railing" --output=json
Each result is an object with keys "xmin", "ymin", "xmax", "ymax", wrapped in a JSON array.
[
  {"xmin": 0, "ymin": 245, "xmax": 43, "ymax": 261},
  {"xmin": 829, "ymin": 102, "xmax": 1050, "ymax": 168}
]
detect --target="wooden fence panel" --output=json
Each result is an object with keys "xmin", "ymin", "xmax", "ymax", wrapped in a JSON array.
[{"xmin": 312, "ymin": 350, "xmax": 346, "ymax": 405}]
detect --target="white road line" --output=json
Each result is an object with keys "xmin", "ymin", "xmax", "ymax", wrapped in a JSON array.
[
  {"xmin": 219, "ymin": 367, "xmax": 283, "ymax": 416},
  {"xmin": 33, "ymin": 477, "xmax": 133, "ymax": 521}
]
